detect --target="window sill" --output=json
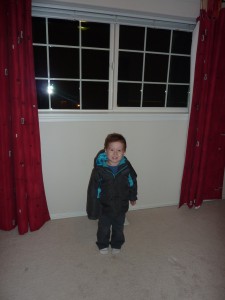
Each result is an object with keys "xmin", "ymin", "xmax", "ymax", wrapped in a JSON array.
[{"xmin": 38, "ymin": 109, "xmax": 189, "ymax": 122}]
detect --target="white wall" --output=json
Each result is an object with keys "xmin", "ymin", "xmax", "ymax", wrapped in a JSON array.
[
  {"xmin": 39, "ymin": 115, "xmax": 189, "ymax": 219},
  {"xmin": 37, "ymin": 0, "xmax": 201, "ymax": 219}
]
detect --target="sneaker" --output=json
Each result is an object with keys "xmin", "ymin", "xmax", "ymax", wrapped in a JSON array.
[
  {"xmin": 99, "ymin": 248, "xmax": 109, "ymax": 254},
  {"xmin": 112, "ymin": 248, "xmax": 120, "ymax": 255}
]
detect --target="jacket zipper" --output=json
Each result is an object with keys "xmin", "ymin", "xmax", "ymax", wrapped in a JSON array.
[{"xmin": 105, "ymin": 165, "xmax": 128, "ymax": 178}]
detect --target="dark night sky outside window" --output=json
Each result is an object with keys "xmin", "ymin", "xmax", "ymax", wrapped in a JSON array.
[
  {"xmin": 143, "ymin": 84, "xmax": 166, "ymax": 107},
  {"xmin": 172, "ymin": 30, "xmax": 192, "ymax": 54},
  {"xmin": 48, "ymin": 19, "xmax": 79, "ymax": 45},
  {"xmin": 169, "ymin": 56, "xmax": 190, "ymax": 83},
  {"xmin": 82, "ymin": 50, "xmax": 109, "ymax": 79},
  {"xmin": 119, "ymin": 25, "xmax": 145, "ymax": 50},
  {"xmin": 32, "ymin": 17, "xmax": 110, "ymax": 110},
  {"xmin": 49, "ymin": 48, "xmax": 79, "ymax": 78},
  {"xmin": 33, "ymin": 47, "xmax": 47, "ymax": 77},
  {"xmin": 117, "ymin": 24, "xmax": 192, "ymax": 108},
  {"xmin": 117, "ymin": 83, "xmax": 142, "ymax": 107},
  {"xmin": 32, "ymin": 17, "xmax": 46, "ymax": 43},
  {"xmin": 167, "ymin": 85, "xmax": 190, "ymax": 107},
  {"xmin": 146, "ymin": 28, "xmax": 171, "ymax": 52},
  {"xmin": 144, "ymin": 54, "xmax": 169, "ymax": 82},
  {"xmin": 32, "ymin": 15, "xmax": 192, "ymax": 111},
  {"xmin": 82, "ymin": 82, "xmax": 108, "ymax": 109},
  {"xmin": 50, "ymin": 81, "xmax": 80, "ymax": 109},
  {"xmin": 36, "ymin": 80, "xmax": 49, "ymax": 109},
  {"xmin": 82, "ymin": 22, "xmax": 110, "ymax": 48},
  {"xmin": 118, "ymin": 52, "xmax": 143, "ymax": 81}
]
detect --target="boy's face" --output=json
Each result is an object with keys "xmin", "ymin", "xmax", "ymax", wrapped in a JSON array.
[{"xmin": 106, "ymin": 141, "xmax": 125, "ymax": 166}]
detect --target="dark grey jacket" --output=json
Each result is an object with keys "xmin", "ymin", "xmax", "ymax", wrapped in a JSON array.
[{"xmin": 86, "ymin": 150, "xmax": 138, "ymax": 220}]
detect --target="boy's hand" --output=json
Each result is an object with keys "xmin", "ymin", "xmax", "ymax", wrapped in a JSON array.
[{"xmin": 130, "ymin": 200, "xmax": 136, "ymax": 206}]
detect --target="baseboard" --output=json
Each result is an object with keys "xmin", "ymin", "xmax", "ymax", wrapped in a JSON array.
[
  {"xmin": 50, "ymin": 202, "xmax": 179, "ymax": 220},
  {"xmin": 50, "ymin": 211, "xmax": 87, "ymax": 220}
]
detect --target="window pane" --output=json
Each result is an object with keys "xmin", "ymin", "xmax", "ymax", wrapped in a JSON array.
[
  {"xmin": 36, "ymin": 80, "xmax": 49, "ymax": 109},
  {"xmin": 32, "ymin": 17, "xmax": 46, "ymax": 44},
  {"xmin": 167, "ymin": 85, "xmax": 189, "ymax": 107},
  {"xmin": 118, "ymin": 52, "xmax": 143, "ymax": 81},
  {"xmin": 172, "ymin": 30, "xmax": 192, "ymax": 54},
  {"xmin": 50, "ymin": 80, "xmax": 80, "ymax": 109},
  {"xmin": 32, "ymin": 14, "xmax": 192, "ymax": 111},
  {"xmin": 169, "ymin": 56, "xmax": 190, "ymax": 83},
  {"xmin": 143, "ymin": 84, "xmax": 166, "ymax": 107},
  {"xmin": 144, "ymin": 54, "xmax": 168, "ymax": 82},
  {"xmin": 82, "ymin": 82, "xmax": 108, "ymax": 109},
  {"xmin": 49, "ymin": 47, "xmax": 79, "ymax": 78},
  {"xmin": 146, "ymin": 28, "xmax": 171, "ymax": 53},
  {"xmin": 82, "ymin": 22, "xmax": 110, "ymax": 48},
  {"xmin": 117, "ymin": 83, "xmax": 141, "ymax": 107},
  {"xmin": 82, "ymin": 50, "xmax": 109, "ymax": 79},
  {"xmin": 48, "ymin": 19, "xmax": 79, "ymax": 46},
  {"xmin": 119, "ymin": 25, "xmax": 145, "ymax": 50},
  {"xmin": 33, "ymin": 46, "xmax": 47, "ymax": 77}
]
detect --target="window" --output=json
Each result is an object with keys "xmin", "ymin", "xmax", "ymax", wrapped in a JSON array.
[
  {"xmin": 32, "ymin": 10, "xmax": 193, "ymax": 112},
  {"xmin": 32, "ymin": 18, "xmax": 110, "ymax": 110},
  {"xmin": 117, "ymin": 26, "xmax": 191, "ymax": 108}
]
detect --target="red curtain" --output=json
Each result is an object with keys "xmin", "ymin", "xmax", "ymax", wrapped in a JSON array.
[
  {"xmin": 0, "ymin": 0, "xmax": 50, "ymax": 234},
  {"xmin": 179, "ymin": 6, "xmax": 225, "ymax": 208}
]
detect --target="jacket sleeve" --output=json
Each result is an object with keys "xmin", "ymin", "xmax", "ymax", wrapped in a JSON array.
[
  {"xmin": 86, "ymin": 168, "xmax": 101, "ymax": 220},
  {"xmin": 128, "ymin": 163, "xmax": 138, "ymax": 201}
]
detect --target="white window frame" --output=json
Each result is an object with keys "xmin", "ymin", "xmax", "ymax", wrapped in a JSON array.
[{"xmin": 32, "ymin": 0, "xmax": 196, "ymax": 120}]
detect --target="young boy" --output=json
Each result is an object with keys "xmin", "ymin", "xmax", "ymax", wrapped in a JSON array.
[{"xmin": 87, "ymin": 133, "xmax": 138, "ymax": 254}]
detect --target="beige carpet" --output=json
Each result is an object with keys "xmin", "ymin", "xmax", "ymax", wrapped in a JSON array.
[{"xmin": 0, "ymin": 200, "xmax": 225, "ymax": 300}]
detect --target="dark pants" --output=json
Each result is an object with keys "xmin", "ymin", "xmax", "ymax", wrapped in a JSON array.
[{"xmin": 96, "ymin": 214, "xmax": 125, "ymax": 250}]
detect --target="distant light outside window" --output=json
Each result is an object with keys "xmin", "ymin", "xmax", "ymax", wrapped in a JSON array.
[
  {"xmin": 32, "ymin": 16, "xmax": 192, "ymax": 111},
  {"xmin": 32, "ymin": 17, "xmax": 110, "ymax": 110}
]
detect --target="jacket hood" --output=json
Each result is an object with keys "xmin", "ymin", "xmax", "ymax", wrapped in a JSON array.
[{"xmin": 94, "ymin": 149, "xmax": 127, "ymax": 168}]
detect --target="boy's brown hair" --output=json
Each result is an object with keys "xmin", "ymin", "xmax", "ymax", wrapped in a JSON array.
[{"xmin": 104, "ymin": 133, "xmax": 127, "ymax": 151}]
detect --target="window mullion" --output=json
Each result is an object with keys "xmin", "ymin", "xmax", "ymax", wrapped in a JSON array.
[
  {"xmin": 79, "ymin": 21, "xmax": 82, "ymax": 109},
  {"xmin": 112, "ymin": 24, "xmax": 119, "ymax": 110},
  {"xmin": 46, "ymin": 18, "xmax": 51, "ymax": 109},
  {"xmin": 108, "ymin": 24, "xmax": 115, "ymax": 110},
  {"xmin": 140, "ymin": 27, "xmax": 147, "ymax": 108},
  {"xmin": 165, "ymin": 29, "xmax": 173, "ymax": 108}
]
